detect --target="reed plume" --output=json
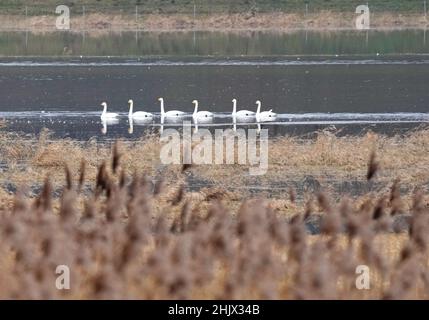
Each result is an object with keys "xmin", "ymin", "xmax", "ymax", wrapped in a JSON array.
[
  {"xmin": 112, "ymin": 141, "xmax": 121, "ymax": 174},
  {"xmin": 78, "ymin": 159, "xmax": 86, "ymax": 191},
  {"xmin": 367, "ymin": 150, "xmax": 379, "ymax": 181}
]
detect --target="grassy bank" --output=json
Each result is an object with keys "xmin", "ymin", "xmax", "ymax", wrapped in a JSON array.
[
  {"xmin": 0, "ymin": 1, "xmax": 428, "ymax": 31},
  {"xmin": 0, "ymin": 1, "xmax": 426, "ymax": 15},
  {"xmin": 0, "ymin": 12, "xmax": 428, "ymax": 32}
]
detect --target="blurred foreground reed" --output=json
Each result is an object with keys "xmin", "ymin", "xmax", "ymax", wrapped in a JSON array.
[{"xmin": 0, "ymin": 135, "xmax": 429, "ymax": 299}]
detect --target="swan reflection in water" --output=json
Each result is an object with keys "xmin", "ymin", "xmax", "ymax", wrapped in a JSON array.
[
  {"xmin": 159, "ymin": 114, "xmax": 191, "ymax": 134},
  {"xmin": 128, "ymin": 116, "xmax": 154, "ymax": 134},
  {"xmin": 101, "ymin": 118, "xmax": 120, "ymax": 134},
  {"xmin": 103, "ymin": 117, "xmax": 256, "ymax": 136},
  {"xmin": 233, "ymin": 118, "xmax": 263, "ymax": 134},
  {"xmin": 193, "ymin": 116, "xmax": 214, "ymax": 133}
]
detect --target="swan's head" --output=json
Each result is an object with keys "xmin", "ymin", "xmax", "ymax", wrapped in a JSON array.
[
  {"xmin": 268, "ymin": 110, "xmax": 277, "ymax": 117},
  {"xmin": 192, "ymin": 100, "xmax": 198, "ymax": 105},
  {"xmin": 158, "ymin": 97, "xmax": 163, "ymax": 102},
  {"xmin": 128, "ymin": 99, "xmax": 133, "ymax": 104},
  {"xmin": 101, "ymin": 102, "xmax": 107, "ymax": 107},
  {"xmin": 232, "ymin": 98, "xmax": 237, "ymax": 103},
  {"xmin": 256, "ymin": 100, "xmax": 261, "ymax": 105},
  {"xmin": 261, "ymin": 109, "xmax": 277, "ymax": 120}
]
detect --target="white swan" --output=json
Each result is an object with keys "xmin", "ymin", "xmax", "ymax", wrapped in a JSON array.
[
  {"xmin": 159, "ymin": 97, "xmax": 185, "ymax": 119},
  {"xmin": 255, "ymin": 100, "xmax": 277, "ymax": 122},
  {"xmin": 232, "ymin": 98, "xmax": 255, "ymax": 123},
  {"xmin": 128, "ymin": 99, "xmax": 153, "ymax": 120},
  {"xmin": 100, "ymin": 102, "xmax": 119, "ymax": 120},
  {"xmin": 192, "ymin": 100, "xmax": 213, "ymax": 122}
]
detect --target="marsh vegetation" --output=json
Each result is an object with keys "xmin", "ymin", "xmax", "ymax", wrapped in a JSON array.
[{"xmin": 1, "ymin": 128, "xmax": 429, "ymax": 299}]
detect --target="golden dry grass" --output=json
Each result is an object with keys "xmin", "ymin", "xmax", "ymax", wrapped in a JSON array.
[
  {"xmin": 0, "ymin": 11, "xmax": 428, "ymax": 33},
  {"xmin": 1, "ymin": 128, "xmax": 429, "ymax": 211},
  {"xmin": 187, "ymin": 128, "xmax": 429, "ymax": 189},
  {"xmin": 0, "ymin": 129, "xmax": 429, "ymax": 299}
]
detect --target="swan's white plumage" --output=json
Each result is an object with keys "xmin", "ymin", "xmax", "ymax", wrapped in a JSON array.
[
  {"xmin": 100, "ymin": 102, "xmax": 119, "ymax": 120},
  {"xmin": 128, "ymin": 99, "xmax": 153, "ymax": 120},
  {"xmin": 232, "ymin": 98, "xmax": 255, "ymax": 122},
  {"xmin": 159, "ymin": 97, "xmax": 185, "ymax": 118},
  {"xmin": 195, "ymin": 111, "xmax": 213, "ymax": 118},
  {"xmin": 256, "ymin": 100, "xmax": 277, "ymax": 122},
  {"xmin": 192, "ymin": 100, "xmax": 214, "ymax": 121}
]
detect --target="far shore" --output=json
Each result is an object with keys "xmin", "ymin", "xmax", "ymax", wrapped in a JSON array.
[{"xmin": 0, "ymin": 11, "xmax": 428, "ymax": 34}]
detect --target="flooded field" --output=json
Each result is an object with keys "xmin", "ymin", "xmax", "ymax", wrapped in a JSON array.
[
  {"xmin": 0, "ymin": 30, "xmax": 429, "ymax": 137},
  {"xmin": 1, "ymin": 29, "xmax": 429, "ymax": 190},
  {"xmin": 1, "ymin": 43, "xmax": 429, "ymax": 139}
]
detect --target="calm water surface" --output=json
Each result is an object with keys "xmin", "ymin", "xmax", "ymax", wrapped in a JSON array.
[{"xmin": 0, "ymin": 30, "xmax": 428, "ymax": 139}]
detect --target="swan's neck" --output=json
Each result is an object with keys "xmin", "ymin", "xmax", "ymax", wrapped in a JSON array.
[
  {"xmin": 128, "ymin": 102, "xmax": 133, "ymax": 117},
  {"xmin": 193, "ymin": 102, "xmax": 198, "ymax": 115},
  {"xmin": 232, "ymin": 100, "xmax": 236, "ymax": 115},
  {"xmin": 102, "ymin": 104, "xmax": 107, "ymax": 115},
  {"xmin": 160, "ymin": 99, "xmax": 165, "ymax": 115},
  {"xmin": 256, "ymin": 102, "xmax": 261, "ymax": 115}
]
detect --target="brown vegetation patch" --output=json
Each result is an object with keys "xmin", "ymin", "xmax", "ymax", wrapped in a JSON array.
[{"xmin": 0, "ymin": 12, "xmax": 428, "ymax": 33}]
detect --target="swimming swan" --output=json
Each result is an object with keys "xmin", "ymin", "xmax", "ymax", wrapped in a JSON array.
[
  {"xmin": 192, "ymin": 100, "xmax": 214, "ymax": 122},
  {"xmin": 128, "ymin": 99, "xmax": 153, "ymax": 120},
  {"xmin": 232, "ymin": 98, "xmax": 255, "ymax": 122},
  {"xmin": 159, "ymin": 97, "xmax": 185, "ymax": 119},
  {"xmin": 255, "ymin": 100, "xmax": 277, "ymax": 122},
  {"xmin": 100, "ymin": 102, "xmax": 119, "ymax": 120}
]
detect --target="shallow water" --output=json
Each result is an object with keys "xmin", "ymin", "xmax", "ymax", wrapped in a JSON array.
[
  {"xmin": 0, "ymin": 111, "xmax": 427, "ymax": 140},
  {"xmin": 1, "ymin": 30, "xmax": 429, "ymax": 139}
]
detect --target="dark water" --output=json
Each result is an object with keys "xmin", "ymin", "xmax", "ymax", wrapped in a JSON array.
[
  {"xmin": 2, "ymin": 59, "xmax": 429, "ymax": 113},
  {"xmin": 1, "ymin": 30, "xmax": 429, "ymax": 139}
]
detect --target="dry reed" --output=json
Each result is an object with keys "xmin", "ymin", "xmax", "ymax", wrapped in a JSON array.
[{"xmin": 0, "ymin": 135, "xmax": 428, "ymax": 299}]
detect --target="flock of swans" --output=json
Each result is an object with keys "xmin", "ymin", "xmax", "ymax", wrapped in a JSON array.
[
  {"xmin": 101, "ymin": 98, "xmax": 277, "ymax": 122},
  {"xmin": 100, "ymin": 98, "xmax": 277, "ymax": 134}
]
